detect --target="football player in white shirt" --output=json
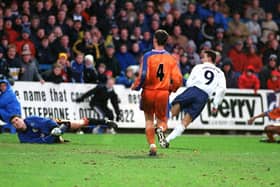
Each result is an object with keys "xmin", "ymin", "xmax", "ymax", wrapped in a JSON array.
[{"xmin": 158, "ymin": 50, "xmax": 226, "ymax": 148}]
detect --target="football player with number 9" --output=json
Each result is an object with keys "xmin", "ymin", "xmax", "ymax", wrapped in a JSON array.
[{"xmin": 163, "ymin": 50, "xmax": 227, "ymax": 148}]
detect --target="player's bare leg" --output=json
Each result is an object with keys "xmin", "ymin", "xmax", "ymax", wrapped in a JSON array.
[
  {"xmin": 261, "ymin": 125, "xmax": 280, "ymax": 143},
  {"xmin": 144, "ymin": 113, "xmax": 157, "ymax": 156},
  {"xmin": 166, "ymin": 113, "xmax": 192, "ymax": 144},
  {"xmin": 171, "ymin": 103, "xmax": 181, "ymax": 117}
]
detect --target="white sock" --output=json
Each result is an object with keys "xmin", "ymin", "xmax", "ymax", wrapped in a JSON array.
[
  {"xmin": 166, "ymin": 124, "xmax": 185, "ymax": 143},
  {"xmin": 150, "ymin": 144, "xmax": 156, "ymax": 149}
]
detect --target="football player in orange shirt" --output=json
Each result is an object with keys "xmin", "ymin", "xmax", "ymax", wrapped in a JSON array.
[
  {"xmin": 131, "ymin": 29, "xmax": 182, "ymax": 156},
  {"xmin": 248, "ymin": 107, "xmax": 280, "ymax": 143}
]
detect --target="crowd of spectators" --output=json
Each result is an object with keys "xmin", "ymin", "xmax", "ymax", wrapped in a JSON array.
[{"xmin": 0, "ymin": 0, "xmax": 280, "ymax": 91}]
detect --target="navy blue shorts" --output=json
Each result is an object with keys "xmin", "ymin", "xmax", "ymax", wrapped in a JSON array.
[{"xmin": 172, "ymin": 87, "xmax": 208, "ymax": 121}]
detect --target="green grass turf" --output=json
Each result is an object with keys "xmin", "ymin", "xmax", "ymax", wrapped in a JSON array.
[{"xmin": 0, "ymin": 134, "xmax": 280, "ymax": 187}]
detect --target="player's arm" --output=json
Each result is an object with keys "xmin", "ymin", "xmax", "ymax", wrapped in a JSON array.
[
  {"xmin": 131, "ymin": 54, "xmax": 148, "ymax": 90},
  {"xmin": 248, "ymin": 112, "xmax": 266, "ymax": 125},
  {"xmin": 170, "ymin": 60, "xmax": 183, "ymax": 92},
  {"xmin": 76, "ymin": 87, "xmax": 96, "ymax": 102},
  {"xmin": 32, "ymin": 117, "xmax": 58, "ymax": 135},
  {"xmin": 212, "ymin": 72, "xmax": 226, "ymax": 112}
]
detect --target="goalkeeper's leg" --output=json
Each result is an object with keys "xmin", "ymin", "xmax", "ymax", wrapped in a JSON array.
[{"xmin": 56, "ymin": 118, "xmax": 118, "ymax": 130}]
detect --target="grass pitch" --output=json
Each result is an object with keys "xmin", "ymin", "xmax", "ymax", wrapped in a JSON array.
[{"xmin": 0, "ymin": 133, "xmax": 280, "ymax": 187}]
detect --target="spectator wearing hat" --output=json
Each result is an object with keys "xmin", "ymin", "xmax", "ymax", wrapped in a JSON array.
[
  {"xmin": 179, "ymin": 52, "xmax": 192, "ymax": 86},
  {"xmin": 19, "ymin": 49, "xmax": 44, "ymax": 83},
  {"xmin": 227, "ymin": 12, "xmax": 249, "ymax": 46},
  {"xmin": 84, "ymin": 54, "xmax": 98, "ymax": 83},
  {"xmin": 97, "ymin": 44, "xmax": 121, "ymax": 77},
  {"xmin": 227, "ymin": 40, "xmax": 247, "ymax": 73},
  {"xmin": 221, "ymin": 58, "xmax": 238, "ymax": 88},
  {"xmin": 267, "ymin": 70, "xmax": 280, "ymax": 91},
  {"xmin": 115, "ymin": 43, "xmax": 137, "ymax": 74},
  {"xmin": 56, "ymin": 52, "xmax": 72, "ymax": 82},
  {"xmin": 104, "ymin": 23, "xmax": 120, "ymax": 48},
  {"xmin": 200, "ymin": 41, "xmax": 212, "ymax": 51},
  {"xmin": 263, "ymin": 39, "xmax": 280, "ymax": 66},
  {"xmin": 15, "ymin": 27, "xmax": 36, "ymax": 57},
  {"xmin": 238, "ymin": 65, "xmax": 260, "ymax": 92},
  {"xmin": 259, "ymin": 54, "xmax": 278, "ymax": 88},
  {"xmin": 4, "ymin": 18, "xmax": 19, "ymax": 43},
  {"xmin": 186, "ymin": 40, "xmax": 200, "ymax": 66},
  {"xmin": 71, "ymin": 53, "xmax": 84, "ymax": 83},
  {"xmin": 42, "ymin": 63, "xmax": 64, "ymax": 84},
  {"xmin": 246, "ymin": 13, "xmax": 262, "ymax": 44},
  {"xmin": 245, "ymin": 45, "xmax": 263, "ymax": 73},
  {"xmin": 260, "ymin": 12, "xmax": 279, "ymax": 44},
  {"xmin": 201, "ymin": 15, "xmax": 217, "ymax": 41}
]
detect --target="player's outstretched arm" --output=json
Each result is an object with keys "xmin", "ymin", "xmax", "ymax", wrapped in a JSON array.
[{"xmin": 248, "ymin": 112, "xmax": 266, "ymax": 125}]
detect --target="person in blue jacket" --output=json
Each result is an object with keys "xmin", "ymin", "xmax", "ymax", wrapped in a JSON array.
[
  {"xmin": 10, "ymin": 115, "xmax": 118, "ymax": 144},
  {"xmin": 0, "ymin": 79, "xmax": 21, "ymax": 133}
]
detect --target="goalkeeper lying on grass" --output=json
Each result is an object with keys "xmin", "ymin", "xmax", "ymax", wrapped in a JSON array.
[{"xmin": 10, "ymin": 115, "xmax": 118, "ymax": 144}]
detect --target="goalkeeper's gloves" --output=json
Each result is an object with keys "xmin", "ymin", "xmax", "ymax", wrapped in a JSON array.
[{"xmin": 51, "ymin": 127, "xmax": 62, "ymax": 136}]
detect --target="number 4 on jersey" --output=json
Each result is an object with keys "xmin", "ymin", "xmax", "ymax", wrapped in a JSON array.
[{"xmin": 156, "ymin": 64, "xmax": 164, "ymax": 81}]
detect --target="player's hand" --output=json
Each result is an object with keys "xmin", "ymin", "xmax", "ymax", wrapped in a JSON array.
[
  {"xmin": 51, "ymin": 127, "xmax": 62, "ymax": 136},
  {"xmin": 247, "ymin": 118, "xmax": 254, "ymax": 125},
  {"xmin": 211, "ymin": 107, "xmax": 218, "ymax": 115}
]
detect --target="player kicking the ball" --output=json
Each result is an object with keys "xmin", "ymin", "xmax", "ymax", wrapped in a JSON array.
[
  {"xmin": 162, "ymin": 50, "xmax": 226, "ymax": 148},
  {"xmin": 10, "ymin": 115, "xmax": 118, "ymax": 144},
  {"xmin": 131, "ymin": 29, "xmax": 182, "ymax": 156}
]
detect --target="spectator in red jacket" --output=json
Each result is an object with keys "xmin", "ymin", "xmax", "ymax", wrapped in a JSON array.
[
  {"xmin": 245, "ymin": 45, "xmax": 263, "ymax": 73},
  {"xmin": 15, "ymin": 28, "xmax": 36, "ymax": 57},
  {"xmin": 228, "ymin": 40, "xmax": 247, "ymax": 74},
  {"xmin": 238, "ymin": 65, "xmax": 260, "ymax": 92},
  {"xmin": 267, "ymin": 70, "xmax": 280, "ymax": 91},
  {"xmin": 4, "ymin": 18, "xmax": 19, "ymax": 44}
]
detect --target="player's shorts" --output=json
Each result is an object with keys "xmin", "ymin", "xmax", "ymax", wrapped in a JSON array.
[
  {"xmin": 140, "ymin": 89, "xmax": 169, "ymax": 122},
  {"xmin": 172, "ymin": 86, "xmax": 208, "ymax": 121}
]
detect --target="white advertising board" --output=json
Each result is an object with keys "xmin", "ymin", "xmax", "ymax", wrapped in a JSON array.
[{"xmin": 12, "ymin": 82, "xmax": 275, "ymax": 130}]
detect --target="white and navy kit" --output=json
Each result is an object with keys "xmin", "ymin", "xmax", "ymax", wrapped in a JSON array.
[{"xmin": 172, "ymin": 62, "xmax": 226, "ymax": 120}]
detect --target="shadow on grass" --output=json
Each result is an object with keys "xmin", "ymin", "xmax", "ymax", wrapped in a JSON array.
[
  {"xmin": 169, "ymin": 147, "xmax": 197, "ymax": 151},
  {"xmin": 117, "ymin": 155, "xmax": 163, "ymax": 159}
]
